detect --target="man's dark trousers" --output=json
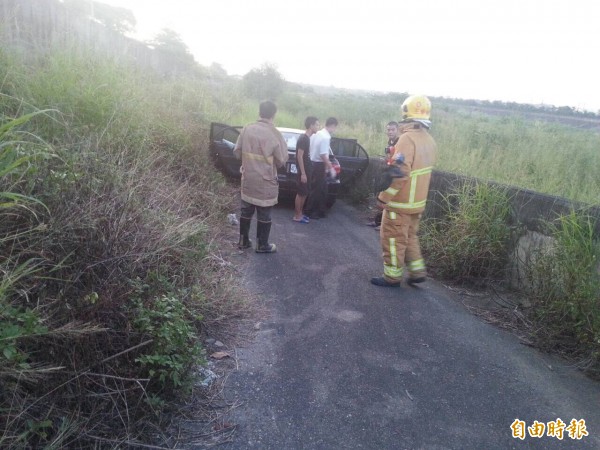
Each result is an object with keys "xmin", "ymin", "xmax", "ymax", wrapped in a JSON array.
[
  {"xmin": 306, "ymin": 161, "xmax": 326, "ymax": 217},
  {"xmin": 240, "ymin": 200, "xmax": 273, "ymax": 249},
  {"xmin": 241, "ymin": 200, "xmax": 272, "ymax": 223}
]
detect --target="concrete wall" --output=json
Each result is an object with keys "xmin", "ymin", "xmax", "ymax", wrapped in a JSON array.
[
  {"xmin": 428, "ymin": 170, "xmax": 600, "ymax": 288},
  {"xmin": 366, "ymin": 158, "xmax": 600, "ymax": 235},
  {"xmin": 366, "ymin": 159, "xmax": 600, "ymax": 289},
  {"xmin": 427, "ymin": 170, "xmax": 600, "ymax": 236}
]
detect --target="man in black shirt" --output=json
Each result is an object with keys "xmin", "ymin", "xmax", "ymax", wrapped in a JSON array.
[{"xmin": 293, "ymin": 116, "xmax": 319, "ymax": 223}]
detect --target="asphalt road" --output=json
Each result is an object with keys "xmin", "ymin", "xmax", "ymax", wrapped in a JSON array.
[{"xmin": 221, "ymin": 200, "xmax": 600, "ymax": 450}]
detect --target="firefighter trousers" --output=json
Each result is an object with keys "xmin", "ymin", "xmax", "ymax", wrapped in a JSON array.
[{"xmin": 380, "ymin": 210, "xmax": 426, "ymax": 283}]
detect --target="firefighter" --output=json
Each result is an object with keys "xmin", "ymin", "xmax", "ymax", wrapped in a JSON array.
[
  {"xmin": 371, "ymin": 95, "xmax": 437, "ymax": 287},
  {"xmin": 234, "ymin": 100, "xmax": 288, "ymax": 253}
]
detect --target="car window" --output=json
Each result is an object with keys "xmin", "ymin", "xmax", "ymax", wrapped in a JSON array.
[
  {"xmin": 222, "ymin": 128, "xmax": 240, "ymax": 146},
  {"xmin": 331, "ymin": 138, "xmax": 358, "ymax": 157},
  {"xmin": 281, "ymin": 132, "xmax": 300, "ymax": 151}
]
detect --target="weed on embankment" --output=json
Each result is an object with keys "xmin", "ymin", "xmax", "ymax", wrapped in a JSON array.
[
  {"xmin": 1, "ymin": 48, "xmax": 249, "ymax": 448},
  {"xmin": 524, "ymin": 213, "xmax": 600, "ymax": 377},
  {"xmin": 421, "ymin": 182, "xmax": 514, "ymax": 282},
  {"xmin": 420, "ymin": 181, "xmax": 600, "ymax": 377}
]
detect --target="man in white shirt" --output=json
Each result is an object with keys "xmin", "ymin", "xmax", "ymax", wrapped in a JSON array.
[{"xmin": 306, "ymin": 117, "xmax": 338, "ymax": 219}]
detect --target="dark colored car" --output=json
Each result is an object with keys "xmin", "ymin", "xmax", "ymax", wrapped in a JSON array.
[{"xmin": 209, "ymin": 122, "xmax": 369, "ymax": 207}]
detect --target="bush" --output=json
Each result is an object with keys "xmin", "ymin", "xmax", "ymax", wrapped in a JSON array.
[
  {"xmin": 421, "ymin": 182, "xmax": 513, "ymax": 282},
  {"xmin": 525, "ymin": 212, "xmax": 600, "ymax": 376},
  {"xmin": 1, "ymin": 111, "xmax": 52, "ymax": 375},
  {"xmin": 0, "ymin": 47, "xmax": 244, "ymax": 448},
  {"xmin": 131, "ymin": 278, "xmax": 206, "ymax": 392},
  {"xmin": 242, "ymin": 63, "xmax": 285, "ymax": 100}
]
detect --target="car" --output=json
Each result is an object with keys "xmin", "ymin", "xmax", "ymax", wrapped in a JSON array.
[{"xmin": 209, "ymin": 122, "xmax": 369, "ymax": 207}]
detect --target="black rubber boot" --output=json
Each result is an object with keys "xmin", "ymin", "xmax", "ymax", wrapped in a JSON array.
[
  {"xmin": 407, "ymin": 276, "xmax": 426, "ymax": 287},
  {"xmin": 255, "ymin": 221, "xmax": 276, "ymax": 253},
  {"xmin": 370, "ymin": 277, "xmax": 401, "ymax": 288},
  {"xmin": 238, "ymin": 217, "xmax": 252, "ymax": 249}
]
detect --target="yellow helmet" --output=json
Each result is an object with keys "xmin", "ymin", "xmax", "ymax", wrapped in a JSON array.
[{"xmin": 401, "ymin": 95, "xmax": 431, "ymax": 121}]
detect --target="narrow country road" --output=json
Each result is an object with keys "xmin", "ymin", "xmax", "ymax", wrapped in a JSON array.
[{"xmin": 221, "ymin": 200, "xmax": 600, "ymax": 450}]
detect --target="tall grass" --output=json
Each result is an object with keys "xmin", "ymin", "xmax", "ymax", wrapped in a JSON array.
[
  {"xmin": 0, "ymin": 47, "xmax": 248, "ymax": 448},
  {"xmin": 250, "ymin": 90, "xmax": 600, "ymax": 205},
  {"xmin": 433, "ymin": 110, "xmax": 600, "ymax": 204},
  {"xmin": 524, "ymin": 212, "xmax": 600, "ymax": 376},
  {"xmin": 420, "ymin": 182, "xmax": 514, "ymax": 282},
  {"xmin": 0, "ymin": 112, "xmax": 52, "ymax": 383}
]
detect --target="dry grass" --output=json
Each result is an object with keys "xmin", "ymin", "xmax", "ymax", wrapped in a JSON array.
[{"xmin": 0, "ymin": 47, "xmax": 258, "ymax": 448}]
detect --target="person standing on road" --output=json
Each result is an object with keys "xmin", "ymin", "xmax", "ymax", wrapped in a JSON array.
[
  {"xmin": 234, "ymin": 100, "xmax": 288, "ymax": 253},
  {"xmin": 306, "ymin": 117, "xmax": 338, "ymax": 219},
  {"xmin": 367, "ymin": 121, "xmax": 400, "ymax": 230},
  {"xmin": 371, "ymin": 95, "xmax": 437, "ymax": 287},
  {"xmin": 293, "ymin": 116, "xmax": 320, "ymax": 223}
]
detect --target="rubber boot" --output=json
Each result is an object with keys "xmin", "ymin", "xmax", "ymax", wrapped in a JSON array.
[
  {"xmin": 370, "ymin": 277, "xmax": 401, "ymax": 288},
  {"xmin": 238, "ymin": 217, "xmax": 252, "ymax": 249},
  {"xmin": 255, "ymin": 221, "xmax": 276, "ymax": 253},
  {"xmin": 407, "ymin": 276, "xmax": 426, "ymax": 287}
]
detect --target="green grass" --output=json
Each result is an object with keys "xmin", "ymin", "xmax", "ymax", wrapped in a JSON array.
[
  {"xmin": 2, "ymin": 29, "xmax": 599, "ymax": 446},
  {"xmin": 420, "ymin": 182, "xmax": 514, "ymax": 282},
  {"xmin": 0, "ymin": 47, "xmax": 248, "ymax": 448},
  {"xmin": 524, "ymin": 212, "xmax": 600, "ymax": 376},
  {"xmin": 228, "ymin": 89, "xmax": 600, "ymax": 205},
  {"xmin": 433, "ymin": 110, "xmax": 600, "ymax": 204}
]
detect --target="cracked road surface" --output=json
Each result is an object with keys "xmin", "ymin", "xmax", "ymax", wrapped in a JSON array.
[{"xmin": 222, "ymin": 201, "xmax": 600, "ymax": 449}]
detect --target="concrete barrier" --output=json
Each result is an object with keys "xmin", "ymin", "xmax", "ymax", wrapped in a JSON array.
[
  {"xmin": 365, "ymin": 159, "xmax": 600, "ymax": 289},
  {"xmin": 366, "ymin": 158, "xmax": 600, "ymax": 235},
  {"xmin": 428, "ymin": 170, "xmax": 600, "ymax": 288},
  {"xmin": 427, "ymin": 170, "xmax": 600, "ymax": 236}
]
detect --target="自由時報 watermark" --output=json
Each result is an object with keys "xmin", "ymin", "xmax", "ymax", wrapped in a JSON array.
[{"xmin": 511, "ymin": 418, "xmax": 588, "ymax": 440}]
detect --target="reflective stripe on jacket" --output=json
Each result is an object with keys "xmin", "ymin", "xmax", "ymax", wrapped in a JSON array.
[
  {"xmin": 377, "ymin": 122, "xmax": 437, "ymax": 215},
  {"xmin": 234, "ymin": 119, "xmax": 288, "ymax": 207}
]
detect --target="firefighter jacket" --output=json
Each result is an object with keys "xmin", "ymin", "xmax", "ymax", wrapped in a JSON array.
[
  {"xmin": 234, "ymin": 119, "xmax": 288, "ymax": 207},
  {"xmin": 377, "ymin": 122, "xmax": 437, "ymax": 215}
]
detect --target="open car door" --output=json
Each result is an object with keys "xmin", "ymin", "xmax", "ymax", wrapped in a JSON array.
[
  {"xmin": 209, "ymin": 122, "xmax": 242, "ymax": 178},
  {"xmin": 330, "ymin": 137, "xmax": 370, "ymax": 185}
]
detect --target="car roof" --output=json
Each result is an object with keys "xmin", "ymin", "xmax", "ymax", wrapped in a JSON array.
[{"xmin": 277, "ymin": 127, "xmax": 304, "ymax": 134}]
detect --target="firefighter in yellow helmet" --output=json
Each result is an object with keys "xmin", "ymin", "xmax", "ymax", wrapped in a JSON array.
[{"xmin": 371, "ymin": 95, "xmax": 437, "ymax": 287}]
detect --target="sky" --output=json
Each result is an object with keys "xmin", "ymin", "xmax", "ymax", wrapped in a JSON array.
[{"xmin": 99, "ymin": 0, "xmax": 600, "ymax": 111}]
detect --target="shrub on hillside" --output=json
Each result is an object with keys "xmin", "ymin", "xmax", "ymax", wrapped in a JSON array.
[
  {"xmin": 421, "ymin": 182, "xmax": 513, "ymax": 282},
  {"xmin": 242, "ymin": 63, "xmax": 285, "ymax": 100},
  {"xmin": 524, "ymin": 212, "xmax": 600, "ymax": 377},
  {"xmin": 0, "ymin": 49, "xmax": 244, "ymax": 448}
]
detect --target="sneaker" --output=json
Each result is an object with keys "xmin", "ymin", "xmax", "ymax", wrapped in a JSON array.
[
  {"xmin": 256, "ymin": 243, "xmax": 277, "ymax": 253},
  {"xmin": 370, "ymin": 277, "xmax": 401, "ymax": 288}
]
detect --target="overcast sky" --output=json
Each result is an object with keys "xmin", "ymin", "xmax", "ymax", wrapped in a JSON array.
[{"xmin": 101, "ymin": 0, "xmax": 600, "ymax": 111}]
